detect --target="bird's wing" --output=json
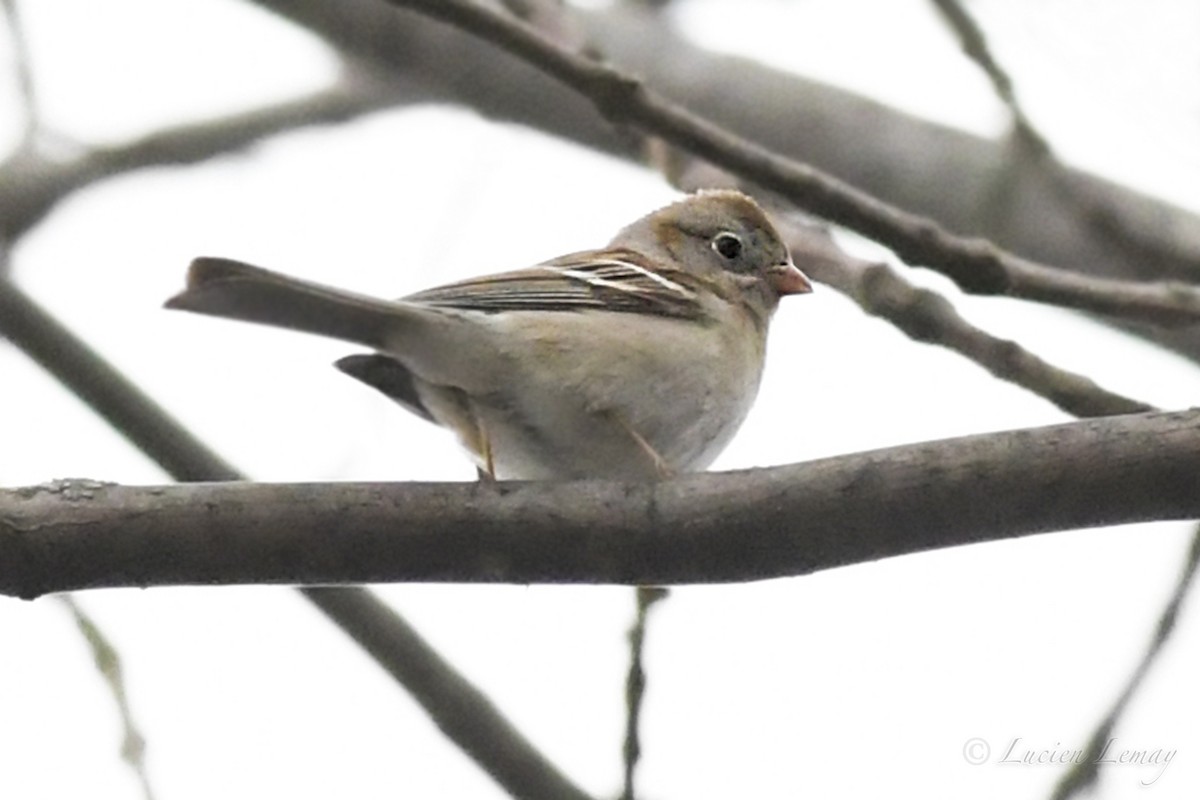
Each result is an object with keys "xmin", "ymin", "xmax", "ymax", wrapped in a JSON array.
[{"xmin": 402, "ymin": 249, "xmax": 705, "ymax": 319}]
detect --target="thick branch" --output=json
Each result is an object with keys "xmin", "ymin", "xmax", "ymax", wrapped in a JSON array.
[{"xmin": 2, "ymin": 410, "xmax": 1197, "ymax": 598}]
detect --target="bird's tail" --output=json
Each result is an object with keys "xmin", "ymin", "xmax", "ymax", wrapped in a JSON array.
[{"xmin": 165, "ymin": 257, "xmax": 405, "ymax": 349}]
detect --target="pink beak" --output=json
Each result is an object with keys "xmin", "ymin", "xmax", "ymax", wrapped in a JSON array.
[{"xmin": 769, "ymin": 260, "xmax": 813, "ymax": 296}]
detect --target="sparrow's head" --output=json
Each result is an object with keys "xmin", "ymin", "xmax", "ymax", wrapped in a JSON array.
[{"xmin": 614, "ymin": 190, "xmax": 813, "ymax": 306}]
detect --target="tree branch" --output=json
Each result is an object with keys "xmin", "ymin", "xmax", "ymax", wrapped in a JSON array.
[
  {"xmin": 621, "ymin": 586, "xmax": 667, "ymax": 800},
  {"xmin": 929, "ymin": 0, "xmax": 1050, "ymax": 153},
  {"xmin": 58, "ymin": 596, "xmax": 157, "ymax": 800},
  {"xmin": 239, "ymin": 0, "xmax": 1200, "ymax": 363},
  {"xmin": 664, "ymin": 158, "xmax": 1154, "ymax": 419},
  {"xmin": 368, "ymin": 0, "xmax": 1200, "ymax": 326},
  {"xmin": 1049, "ymin": 528, "xmax": 1200, "ymax": 799},
  {"xmin": 0, "ymin": 75, "xmax": 399, "ymax": 240},
  {"xmin": 780, "ymin": 218, "xmax": 1155, "ymax": 418},
  {"xmin": 0, "ymin": 278, "xmax": 242, "ymax": 481},
  {"xmin": 0, "ymin": 277, "xmax": 593, "ymax": 800},
  {"xmin": 302, "ymin": 587, "xmax": 595, "ymax": 800},
  {"xmin": 1, "ymin": 0, "xmax": 41, "ymax": 143},
  {"xmin": 2, "ymin": 409, "xmax": 1197, "ymax": 598},
  {"xmin": 247, "ymin": 0, "xmax": 1200, "ymax": 285},
  {"xmin": 693, "ymin": 185, "xmax": 1193, "ymax": 791}
]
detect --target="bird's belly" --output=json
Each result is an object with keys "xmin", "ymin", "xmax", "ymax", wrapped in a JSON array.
[
  {"xmin": 476, "ymin": 395, "xmax": 747, "ymax": 480},
  {"xmin": 470, "ymin": 311, "xmax": 765, "ymax": 480}
]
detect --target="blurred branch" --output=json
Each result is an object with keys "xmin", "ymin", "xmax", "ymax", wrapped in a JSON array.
[
  {"xmin": 1050, "ymin": 529, "xmax": 1200, "ymax": 799},
  {"xmin": 304, "ymin": 587, "xmax": 595, "ymax": 800},
  {"xmin": 243, "ymin": 1, "xmax": 1200, "ymax": 360},
  {"xmin": 0, "ymin": 278, "xmax": 242, "ymax": 481},
  {"xmin": 374, "ymin": 0, "xmax": 1200, "ymax": 326},
  {"xmin": 617, "ymin": 0, "xmax": 676, "ymax": 9},
  {"xmin": 0, "ymin": 74, "xmax": 399, "ymax": 240},
  {"xmin": 0, "ymin": 279, "xmax": 592, "ymax": 800},
  {"xmin": 3, "ymin": 408, "xmax": 1199, "ymax": 596},
  {"xmin": 668, "ymin": 155, "xmax": 1155, "ymax": 418},
  {"xmin": 653, "ymin": 101, "xmax": 1154, "ymax": 420},
  {"xmin": 58, "ymin": 596, "xmax": 157, "ymax": 800},
  {"xmin": 578, "ymin": 8, "xmax": 1200, "ymax": 356},
  {"xmin": 929, "ymin": 0, "xmax": 1050, "ymax": 154},
  {"xmin": 780, "ymin": 217, "xmax": 1154, "ymax": 418},
  {"xmin": 0, "ymin": 6, "xmax": 1184, "ymax": 796},
  {"xmin": 780, "ymin": 204, "xmax": 1195, "ymax": 796},
  {"xmin": 664, "ymin": 165, "xmax": 1185, "ymax": 797},
  {"xmin": 498, "ymin": 0, "xmax": 590, "ymax": 48},
  {"xmin": 621, "ymin": 586, "xmax": 667, "ymax": 800},
  {"xmin": 1, "ymin": 0, "xmax": 40, "ymax": 143}
]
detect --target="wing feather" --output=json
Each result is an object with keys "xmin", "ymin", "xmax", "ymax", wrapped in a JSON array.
[{"xmin": 402, "ymin": 249, "xmax": 705, "ymax": 319}]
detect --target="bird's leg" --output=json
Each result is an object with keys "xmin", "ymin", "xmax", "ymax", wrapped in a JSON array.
[
  {"xmin": 480, "ymin": 434, "xmax": 496, "ymax": 481},
  {"xmin": 610, "ymin": 412, "xmax": 674, "ymax": 479},
  {"xmin": 468, "ymin": 401, "xmax": 496, "ymax": 481},
  {"xmin": 477, "ymin": 423, "xmax": 496, "ymax": 481}
]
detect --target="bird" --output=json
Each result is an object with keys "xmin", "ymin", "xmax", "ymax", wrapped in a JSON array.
[{"xmin": 166, "ymin": 190, "xmax": 811, "ymax": 480}]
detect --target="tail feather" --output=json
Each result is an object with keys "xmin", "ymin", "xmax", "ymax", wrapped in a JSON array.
[
  {"xmin": 166, "ymin": 257, "xmax": 406, "ymax": 349},
  {"xmin": 334, "ymin": 353, "xmax": 434, "ymax": 422}
]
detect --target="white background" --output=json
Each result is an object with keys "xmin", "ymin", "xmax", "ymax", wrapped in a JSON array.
[{"xmin": 2, "ymin": 1, "xmax": 1199, "ymax": 798}]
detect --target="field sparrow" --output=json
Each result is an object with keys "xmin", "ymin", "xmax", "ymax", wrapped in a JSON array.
[{"xmin": 166, "ymin": 190, "xmax": 811, "ymax": 479}]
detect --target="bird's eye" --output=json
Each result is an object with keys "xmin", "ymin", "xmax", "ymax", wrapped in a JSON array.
[{"xmin": 712, "ymin": 232, "xmax": 743, "ymax": 260}]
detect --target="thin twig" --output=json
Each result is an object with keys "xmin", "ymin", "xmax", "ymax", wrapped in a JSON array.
[
  {"xmin": 57, "ymin": 596, "xmax": 157, "ymax": 800},
  {"xmin": 0, "ymin": 75, "xmax": 399, "ymax": 240},
  {"xmin": 779, "ymin": 217, "xmax": 1155, "ymax": 418},
  {"xmin": 929, "ymin": 0, "xmax": 1050, "ymax": 154},
  {"xmin": 4, "ymin": 409, "xmax": 1200, "ymax": 596},
  {"xmin": 621, "ymin": 586, "xmax": 668, "ymax": 800},
  {"xmin": 1, "ymin": 247, "xmax": 162, "ymax": 798},
  {"xmin": 664, "ymin": 157, "xmax": 1154, "ymax": 419},
  {"xmin": 381, "ymin": 0, "xmax": 1200, "ymax": 326},
  {"xmin": 1049, "ymin": 528, "xmax": 1200, "ymax": 799},
  {"xmin": 1, "ymin": 0, "xmax": 40, "ymax": 142},
  {"xmin": 0, "ymin": 277, "xmax": 594, "ymax": 800},
  {"xmin": 498, "ymin": 0, "xmax": 589, "ymax": 49}
]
